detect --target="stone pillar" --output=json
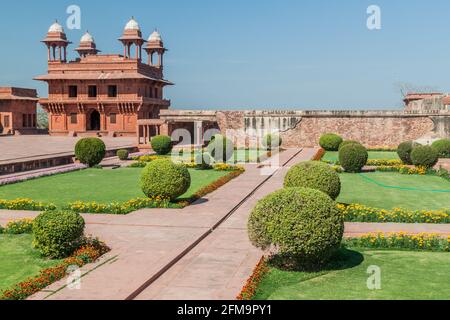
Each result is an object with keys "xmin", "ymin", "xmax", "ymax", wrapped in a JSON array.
[{"xmin": 194, "ymin": 121, "xmax": 203, "ymax": 146}]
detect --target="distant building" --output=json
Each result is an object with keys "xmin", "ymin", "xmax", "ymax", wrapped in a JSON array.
[
  {"xmin": 35, "ymin": 18, "xmax": 172, "ymax": 137},
  {"xmin": 404, "ymin": 92, "xmax": 450, "ymax": 112},
  {"xmin": 0, "ymin": 87, "xmax": 38, "ymax": 135}
]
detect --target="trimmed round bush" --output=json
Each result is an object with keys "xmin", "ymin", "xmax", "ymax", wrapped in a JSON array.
[
  {"xmin": 432, "ymin": 139, "xmax": 450, "ymax": 158},
  {"xmin": 75, "ymin": 138, "xmax": 106, "ymax": 167},
  {"xmin": 338, "ymin": 140, "xmax": 362, "ymax": 151},
  {"xmin": 339, "ymin": 143, "xmax": 368, "ymax": 173},
  {"xmin": 284, "ymin": 161, "xmax": 341, "ymax": 200},
  {"xmin": 410, "ymin": 145, "xmax": 439, "ymax": 168},
  {"xmin": 117, "ymin": 149, "xmax": 129, "ymax": 161},
  {"xmin": 319, "ymin": 133, "xmax": 343, "ymax": 151},
  {"xmin": 397, "ymin": 141, "xmax": 421, "ymax": 165},
  {"xmin": 32, "ymin": 210, "xmax": 85, "ymax": 258},
  {"xmin": 151, "ymin": 135, "xmax": 173, "ymax": 155},
  {"xmin": 248, "ymin": 188, "xmax": 344, "ymax": 269},
  {"xmin": 195, "ymin": 153, "xmax": 213, "ymax": 170},
  {"xmin": 207, "ymin": 134, "xmax": 234, "ymax": 162},
  {"xmin": 140, "ymin": 159, "xmax": 191, "ymax": 201},
  {"xmin": 262, "ymin": 133, "xmax": 282, "ymax": 151}
]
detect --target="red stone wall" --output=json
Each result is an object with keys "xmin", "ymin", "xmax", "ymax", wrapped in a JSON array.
[
  {"xmin": 282, "ymin": 116, "xmax": 435, "ymax": 148},
  {"xmin": 213, "ymin": 111, "xmax": 438, "ymax": 148}
]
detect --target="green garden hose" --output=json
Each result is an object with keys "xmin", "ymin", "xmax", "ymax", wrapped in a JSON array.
[{"xmin": 358, "ymin": 173, "xmax": 450, "ymax": 193}]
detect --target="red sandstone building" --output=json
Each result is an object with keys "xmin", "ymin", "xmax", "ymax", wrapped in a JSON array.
[
  {"xmin": 0, "ymin": 87, "xmax": 38, "ymax": 135},
  {"xmin": 35, "ymin": 18, "xmax": 172, "ymax": 137}
]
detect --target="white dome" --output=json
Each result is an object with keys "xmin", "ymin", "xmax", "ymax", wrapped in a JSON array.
[
  {"xmin": 148, "ymin": 30, "xmax": 162, "ymax": 42},
  {"xmin": 125, "ymin": 18, "xmax": 140, "ymax": 31},
  {"xmin": 80, "ymin": 32, "xmax": 94, "ymax": 43},
  {"xmin": 48, "ymin": 21, "xmax": 64, "ymax": 33}
]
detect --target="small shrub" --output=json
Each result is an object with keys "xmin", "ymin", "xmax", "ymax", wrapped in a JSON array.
[
  {"xmin": 207, "ymin": 134, "xmax": 235, "ymax": 162},
  {"xmin": 397, "ymin": 141, "xmax": 421, "ymax": 165},
  {"xmin": 410, "ymin": 145, "xmax": 439, "ymax": 169},
  {"xmin": 75, "ymin": 138, "xmax": 106, "ymax": 167},
  {"xmin": 284, "ymin": 161, "xmax": 341, "ymax": 200},
  {"xmin": 262, "ymin": 134, "xmax": 282, "ymax": 151},
  {"xmin": 140, "ymin": 159, "xmax": 191, "ymax": 201},
  {"xmin": 32, "ymin": 211, "xmax": 85, "ymax": 258},
  {"xmin": 117, "ymin": 149, "xmax": 129, "ymax": 161},
  {"xmin": 432, "ymin": 139, "xmax": 450, "ymax": 158},
  {"xmin": 339, "ymin": 143, "xmax": 368, "ymax": 173},
  {"xmin": 319, "ymin": 133, "xmax": 343, "ymax": 151},
  {"xmin": 151, "ymin": 135, "xmax": 173, "ymax": 155},
  {"xmin": 248, "ymin": 188, "xmax": 344, "ymax": 270},
  {"xmin": 338, "ymin": 140, "xmax": 362, "ymax": 151},
  {"xmin": 195, "ymin": 153, "xmax": 213, "ymax": 170}
]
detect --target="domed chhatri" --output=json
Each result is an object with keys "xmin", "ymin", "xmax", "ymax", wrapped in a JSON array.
[
  {"xmin": 48, "ymin": 21, "xmax": 64, "ymax": 33},
  {"xmin": 119, "ymin": 17, "xmax": 145, "ymax": 60},
  {"xmin": 75, "ymin": 31, "xmax": 100, "ymax": 57},
  {"xmin": 125, "ymin": 17, "xmax": 141, "ymax": 31},
  {"xmin": 42, "ymin": 20, "xmax": 70, "ymax": 62},
  {"xmin": 145, "ymin": 29, "xmax": 167, "ymax": 67},
  {"xmin": 80, "ymin": 31, "xmax": 95, "ymax": 43},
  {"xmin": 148, "ymin": 30, "xmax": 162, "ymax": 43}
]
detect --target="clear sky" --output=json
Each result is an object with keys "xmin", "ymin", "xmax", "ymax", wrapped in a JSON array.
[{"xmin": 0, "ymin": 0, "xmax": 449, "ymax": 110}]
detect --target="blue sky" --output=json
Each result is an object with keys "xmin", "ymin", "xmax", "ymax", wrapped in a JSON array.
[{"xmin": 0, "ymin": 0, "xmax": 449, "ymax": 110}]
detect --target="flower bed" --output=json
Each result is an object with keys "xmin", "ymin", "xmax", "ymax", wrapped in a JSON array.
[
  {"xmin": 237, "ymin": 257, "xmax": 269, "ymax": 301},
  {"xmin": 338, "ymin": 203, "xmax": 450, "ymax": 224},
  {"xmin": 0, "ymin": 199, "xmax": 56, "ymax": 211},
  {"xmin": 65, "ymin": 196, "xmax": 180, "ymax": 214},
  {"xmin": 0, "ymin": 218, "xmax": 110, "ymax": 300},
  {"xmin": 344, "ymin": 232, "xmax": 450, "ymax": 252},
  {"xmin": 1, "ymin": 242, "xmax": 109, "ymax": 300}
]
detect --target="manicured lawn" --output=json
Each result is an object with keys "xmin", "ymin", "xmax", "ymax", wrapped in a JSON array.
[
  {"xmin": 323, "ymin": 151, "xmax": 399, "ymax": 162},
  {"xmin": 338, "ymin": 172, "xmax": 450, "ymax": 210},
  {"xmin": 0, "ymin": 234, "xmax": 61, "ymax": 293},
  {"xmin": 0, "ymin": 168, "xmax": 229, "ymax": 206},
  {"xmin": 254, "ymin": 249, "xmax": 450, "ymax": 300}
]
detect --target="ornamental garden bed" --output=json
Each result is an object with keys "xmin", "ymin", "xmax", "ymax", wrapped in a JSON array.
[
  {"xmin": 0, "ymin": 167, "xmax": 242, "ymax": 214},
  {"xmin": 337, "ymin": 172, "xmax": 450, "ymax": 211},
  {"xmin": 248, "ymin": 248, "xmax": 450, "ymax": 300}
]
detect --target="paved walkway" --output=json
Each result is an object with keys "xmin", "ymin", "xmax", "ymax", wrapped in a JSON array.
[{"xmin": 0, "ymin": 135, "xmax": 135, "ymax": 163}]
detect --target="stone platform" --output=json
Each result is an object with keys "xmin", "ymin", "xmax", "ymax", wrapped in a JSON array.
[{"xmin": 0, "ymin": 135, "xmax": 137, "ymax": 175}]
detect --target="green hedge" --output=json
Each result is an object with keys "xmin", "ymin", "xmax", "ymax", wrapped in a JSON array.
[
  {"xmin": 140, "ymin": 159, "xmax": 191, "ymax": 201},
  {"xmin": 432, "ymin": 139, "xmax": 450, "ymax": 158},
  {"xmin": 207, "ymin": 134, "xmax": 234, "ymax": 162},
  {"xmin": 117, "ymin": 149, "xmax": 129, "ymax": 161},
  {"xmin": 338, "ymin": 140, "xmax": 362, "ymax": 151},
  {"xmin": 338, "ymin": 143, "xmax": 368, "ymax": 173},
  {"xmin": 262, "ymin": 133, "xmax": 282, "ymax": 151},
  {"xmin": 248, "ymin": 188, "xmax": 344, "ymax": 269},
  {"xmin": 75, "ymin": 138, "xmax": 106, "ymax": 167},
  {"xmin": 411, "ymin": 145, "xmax": 439, "ymax": 168},
  {"xmin": 284, "ymin": 161, "xmax": 341, "ymax": 200},
  {"xmin": 151, "ymin": 135, "xmax": 173, "ymax": 155},
  {"xmin": 32, "ymin": 210, "xmax": 85, "ymax": 258},
  {"xmin": 397, "ymin": 141, "xmax": 420, "ymax": 165},
  {"xmin": 319, "ymin": 133, "xmax": 343, "ymax": 151}
]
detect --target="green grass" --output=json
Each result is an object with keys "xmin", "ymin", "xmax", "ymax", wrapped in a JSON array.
[
  {"xmin": 323, "ymin": 151, "xmax": 399, "ymax": 162},
  {"xmin": 0, "ymin": 168, "xmax": 229, "ymax": 206},
  {"xmin": 338, "ymin": 172, "xmax": 450, "ymax": 210},
  {"xmin": 254, "ymin": 249, "xmax": 450, "ymax": 300},
  {"xmin": 0, "ymin": 234, "xmax": 61, "ymax": 293}
]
